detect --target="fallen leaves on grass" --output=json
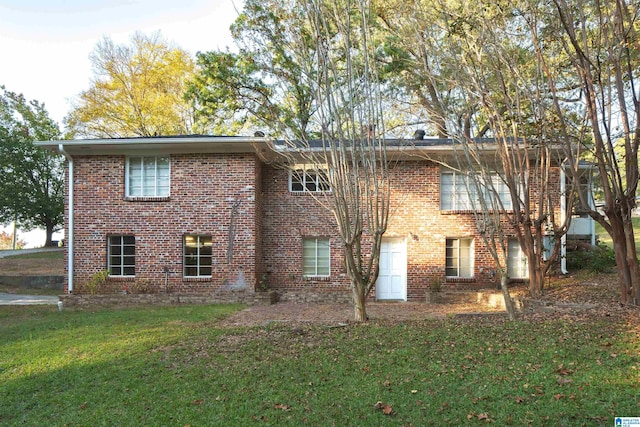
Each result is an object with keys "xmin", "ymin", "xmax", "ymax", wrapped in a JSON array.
[
  {"xmin": 467, "ymin": 412, "xmax": 492, "ymax": 422},
  {"xmin": 274, "ymin": 403, "xmax": 291, "ymax": 411},
  {"xmin": 374, "ymin": 401, "xmax": 394, "ymax": 415}
]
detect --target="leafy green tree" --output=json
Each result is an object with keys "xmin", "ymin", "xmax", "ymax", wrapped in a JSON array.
[
  {"xmin": 0, "ymin": 86, "xmax": 63, "ymax": 247},
  {"xmin": 188, "ymin": 0, "xmax": 320, "ymax": 138},
  {"xmin": 66, "ymin": 32, "xmax": 197, "ymax": 138}
]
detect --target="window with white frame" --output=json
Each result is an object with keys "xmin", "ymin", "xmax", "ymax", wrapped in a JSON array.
[
  {"xmin": 290, "ymin": 165, "xmax": 330, "ymax": 193},
  {"xmin": 126, "ymin": 156, "xmax": 170, "ymax": 197},
  {"xmin": 445, "ymin": 238, "xmax": 474, "ymax": 278},
  {"xmin": 184, "ymin": 235, "xmax": 212, "ymax": 277},
  {"xmin": 302, "ymin": 238, "xmax": 330, "ymax": 277},
  {"xmin": 108, "ymin": 235, "xmax": 135, "ymax": 276},
  {"xmin": 440, "ymin": 169, "xmax": 513, "ymax": 211},
  {"xmin": 507, "ymin": 238, "xmax": 528, "ymax": 279}
]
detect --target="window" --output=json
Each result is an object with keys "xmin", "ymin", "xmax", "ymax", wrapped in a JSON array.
[
  {"xmin": 126, "ymin": 156, "xmax": 170, "ymax": 197},
  {"xmin": 440, "ymin": 169, "xmax": 513, "ymax": 211},
  {"xmin": 446, "ymin": 238, "xmax": 474, "ymax": 278},
  {"xmin": 508, "ymin": 238, "xmax": 528, "ymax": 279},
  {"xmin": 184, "ymin": 235, "xmax": 212, "ymax": 277},
  {"xmin": 290, "ymin": 166, "xmax": 330, "ymax": 193},
  {"xmin": 303, "ymin": 238, "xmax": 330, "ymax": 277},
  {"xmin": 108, "ymin": 235, "xmax": 135, "ymax": 276},
  {"xmin": 441, "ymin": 170, "xmax": 475, "ymax": 210}
]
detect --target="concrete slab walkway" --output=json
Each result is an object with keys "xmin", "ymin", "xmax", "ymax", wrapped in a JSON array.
[{"xmin": 0, "ymin": 293, "xmax": 59, "ymax": 305}]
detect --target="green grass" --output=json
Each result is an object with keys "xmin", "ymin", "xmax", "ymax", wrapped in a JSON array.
[
  {"xmin": 594, "ymin": 217, "xmax": 640, "ymax": 249},
  {"xmin": 1, "ymin": 305, "xmax": 638, "ymax": 426},
  {"xmin": 4, "ymin": 249, "xmax": 64, "ymax": 260}
]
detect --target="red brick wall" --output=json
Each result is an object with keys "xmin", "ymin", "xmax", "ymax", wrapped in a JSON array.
[
  {"xmin": 65, "ymin": 151, "xmax": 562, "ymax": 300},
  {"xmin": 68, "ymin": 153, "xmax": 260, "ymax": 294},
  {"xmin": 260, "ymin": 161, "xmax": 562, "ymax": 300}
]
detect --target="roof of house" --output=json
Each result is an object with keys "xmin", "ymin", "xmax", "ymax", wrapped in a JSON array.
[
  {"xmin": 36, "ymin": 135, "xmax": 270, "ymax": 156},
  {"xmin": 36, "ymin": 134, "xmax": 556, "ymax": 162}
]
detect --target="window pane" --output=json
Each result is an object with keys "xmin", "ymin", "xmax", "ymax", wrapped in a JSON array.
[
  {"xmin": 303, "ymin": 238, "xmax": 330, "ymax": 276},
  {"xmin": 290, "ymin": 168, "xmax": 329, "ymax": 192},
  {"xmin": 440, "ymin": 173, "xmax": 454, "ymax": 210},
  {"xmin": 291, "ymin": 170, "xmax": 304, "ymax": 191},
  {"xmin": 127, "ymin": 156, "xmax": 170, "ymax": 197},
  {"xmin": 184, "ymin": 235, "xmax": 212, "ymax": 277},
  {"xmin": 108, "ymin": 235, "xmax": 135, "ymax": 276},
  {"xmin": 318, "ymin": 171, "xmax": 330, "ymax": 191}
]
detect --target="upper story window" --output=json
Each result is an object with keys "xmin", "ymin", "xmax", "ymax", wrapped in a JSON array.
[
  {"xmin": 440, "ymin": 169, "xmax": 512, "ymax": 211},
  {"xmin": 126, "ymin": 156, "xmax": 170, "ymax": 198},
  {"xmin": 289, "ymin": 165, "xmax": 330, "ymax": 193}
]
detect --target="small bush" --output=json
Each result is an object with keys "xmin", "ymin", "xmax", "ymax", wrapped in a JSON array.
[
  {"xmin": 566, "ymin": 241, "xmax": 616, "ymax": 273},
  {"xmin": 85, "ymin": 270, "xmax": 109, "ymax": 295}
]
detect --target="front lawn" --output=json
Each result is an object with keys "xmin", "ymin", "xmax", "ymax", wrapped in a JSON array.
[
  {"xmin": 1, "ymin": 304, "xmax": 638, "ymax": 426},
  {"xmin": 594, "ymin": 217, "xmax": 640, "ymax": 249}
]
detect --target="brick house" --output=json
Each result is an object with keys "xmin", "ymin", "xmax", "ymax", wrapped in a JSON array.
[{"xmin": 38, "ymin": 135, "xmax": 590, "ymax": 301}]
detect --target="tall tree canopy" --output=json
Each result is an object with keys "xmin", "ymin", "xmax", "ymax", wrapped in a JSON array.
[
  {"xmin": 65, "ymin": 32, "xmax": 197, "ymax": 138},
  {"xmin": 0, "ymin": 86, "xmax": 63, "ymax": 247},
  {"xmin": 188, "ymin": 0, "xmax": 319, "ymax": 138}
]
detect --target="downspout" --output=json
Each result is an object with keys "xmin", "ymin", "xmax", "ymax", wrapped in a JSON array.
[
  {"xmin": 560, "ymin": 165, "xmax": 568, "ymax": 274},
  {"xmin": 58, "ymin": 144, "xmax": 74, "ymax": 293}
]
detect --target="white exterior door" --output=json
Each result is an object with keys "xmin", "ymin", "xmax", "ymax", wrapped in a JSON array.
[{"xmin": 376, "ymin": 238, "xmax": 407, "ymax": 301}]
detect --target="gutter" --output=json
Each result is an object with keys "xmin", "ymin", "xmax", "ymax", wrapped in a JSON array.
[
  {"xmin": 58, "ymin": 144, "xmax": 74, "ymax": 293},
  {"xmin": 560, "ymin": 166, "xmax": 568, "ymax": 275}
]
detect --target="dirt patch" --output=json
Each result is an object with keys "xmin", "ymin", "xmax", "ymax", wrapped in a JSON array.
[
  {"xmin": 218, "ymin": 301, "xmax": 507, "ymax": 328},
  {"xmin": 0, "ymin": 252, "xmax": 64, "ymax": 276},
  {"xmin": 219, "ymin": 272, "xmax": 637, "ymax": 327}
]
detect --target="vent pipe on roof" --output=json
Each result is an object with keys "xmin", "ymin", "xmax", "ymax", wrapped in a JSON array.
[
  {"xmin": 413, "ymin": 129, "xmax": 426, "ymax": 140},
  {"xmin": 254, "ymin": 131, "xmax": 265, "ymax": 137}
]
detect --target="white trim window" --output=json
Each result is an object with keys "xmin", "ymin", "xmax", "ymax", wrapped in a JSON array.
[
  {"xmin": 108, "ymin": 235, "xmax": 135, "ymax": 276},
  {"xmin": 303, "ymin": 237, "xmax": 330, "ymax": 277},
  {"xmin": 184, "ymin": 235, "xmax": 212, "ymax": 277},
  {"xmin": 440, "ymin": 169, "xmax": 513, "ymax": 211},
  {"xmin": 440, "ymin": 170, "xmax": 476, "ymax": 210},
  {"xmin": 126, "ymin": 156, "xmax": 170, "ymax": 197},
  {"xmin": 508, "ymin": 238, "xmax": 529, "ymax": 279},
  {"xmin": 289, "ymin": 165, "xmax": 330, "ymax": 193},
  {"xmin": 445, "ymin": 237, "xmax": 474, "ymax": 278}
]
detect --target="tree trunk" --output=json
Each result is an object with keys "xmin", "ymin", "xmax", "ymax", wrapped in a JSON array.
[
  {"xmin": 353, "ymin": 287, "xmax": 368, "ymax": 322},
  {"xmin": 499, "ymin": 272, "xmax": 517, "ymax": 320},
  {"xmin": 623, "ymin": 218, "xmax": 640, "ymax": 305},
  {"xmin": 527, "ymin": 257, "xmax": 545, "ymax": 297},
  {"xmin": 609, "ymin": 214, "xmax": 632, "ymax": 304},
  {"xmin": 45, "ymin": 221, "xmax": 55, "ymax": 247}
]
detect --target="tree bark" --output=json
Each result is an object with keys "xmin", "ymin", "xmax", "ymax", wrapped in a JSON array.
[
  {"xmin": 353, "ymin": 287, "xmax": 368, "ymax": 322},
  {"xmin": 499, "ymin": 272, "xmax": 517, "ymax": 320},
  {"xmin": 45, "ymin": 221, "xmax": 55, "ymax": 247}
]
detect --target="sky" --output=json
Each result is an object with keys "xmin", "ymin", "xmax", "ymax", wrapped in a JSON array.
[{"xmin": 0, "ymin": 0, "xmax": 243, "ymax": 247}]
